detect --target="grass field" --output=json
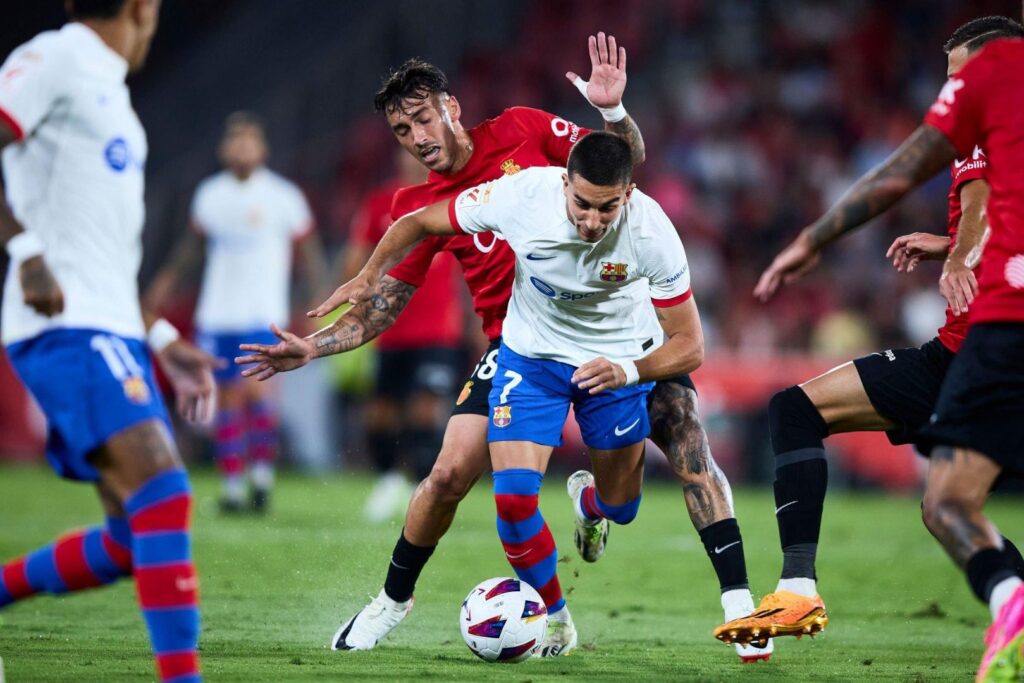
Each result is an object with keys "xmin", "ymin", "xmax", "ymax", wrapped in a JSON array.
[{"xmin": 0, "ymin": 465, "xmax": 1020, "ymax": 682}]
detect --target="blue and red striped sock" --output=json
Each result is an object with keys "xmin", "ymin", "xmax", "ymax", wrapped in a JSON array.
[
  {"xmin": 215, "ymin": 407, "xmax": 245, "ymax": 483},
  {"xmin": 126, "ymin": 469, "xmax": 202, "ymax": 683},
  {"xmin": 493, "ymin": 469, "xmax": 564, "ymax": 614},
  {"xmin": 247, "ymin": 400, "xmax": 278, "ymax": 466},
  {"xmin": 580, "ymin": 486, "xmax": 641, "ymax": 525},
  {"xmin": 0, "ymin": 517, "xmax": 132, "ymax": 607}
]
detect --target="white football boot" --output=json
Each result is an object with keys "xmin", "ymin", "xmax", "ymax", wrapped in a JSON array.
[
  {"xmin": 534, "ymin": 606, "xmax": 578, "ymax": 657},
  {"xmin": 362, "ymin": 471, "xmax": 411, "ymax": 523},
  {"xmin": 722, "ymin": 588, "xmax": 774, "ymax": 662},
  {"xmin": 330, "ymin": 589, "xmax": 413, "ymax": 651},
  {"xmin": 567, "ymin": 470, "xmax": 608, "ymax": 563}
]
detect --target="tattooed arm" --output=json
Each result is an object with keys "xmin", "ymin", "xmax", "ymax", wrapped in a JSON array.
[
  {"xmin": 605, "ymin": 115, "xmax": 645, "ymax": 166},
  {"xmin": 235, "ymin": 275, "xmax": 416, "ymax": 381},
  {"xmin": 754, "ymin": 125, "xmax": 958, "ymax": 301}
]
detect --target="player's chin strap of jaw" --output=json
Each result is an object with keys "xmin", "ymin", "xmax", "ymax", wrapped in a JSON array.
[
  {"xmin": 572, "ymin": 77, "xmax": 628, "ymax": 123},
  {"xmin": 620, "ymin": 360, "xmax": 640, "ymax": 386}
]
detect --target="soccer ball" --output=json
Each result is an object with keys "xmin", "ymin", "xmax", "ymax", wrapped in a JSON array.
[{"xmin": 459, "ymin": 577, "xmax": 548, "ymax": 662}]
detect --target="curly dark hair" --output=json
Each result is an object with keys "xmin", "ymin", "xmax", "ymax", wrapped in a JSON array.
[
  {"xmin": 373, "ymin": 58, "xmax": 450, "ymax": 114},
  {"xmin": 944, "ymin": 15, "xmax": 1024, "ymax": 54}
]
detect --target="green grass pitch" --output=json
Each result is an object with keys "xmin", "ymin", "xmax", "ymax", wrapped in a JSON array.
[{"xmin": 0, "ymin": 465, "xmax": 1020, "ymax": 681}]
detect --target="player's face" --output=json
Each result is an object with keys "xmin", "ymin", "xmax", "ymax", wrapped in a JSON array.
[
  {"xmin": 386, "ymin": 94, "xmax": 461, "ymax": 174},
  {"xmin": 563, "ymin": 173, "xmax": 634, "ymax": 243},
  {"xmin": 128, "ymin": 0, "xmax": 161, "ymax": 73},
  {"xmin": 219, "ymin": 125, "xmax": 268, "ymax": 177}
]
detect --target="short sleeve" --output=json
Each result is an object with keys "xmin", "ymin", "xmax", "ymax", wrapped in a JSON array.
[
  {"xmin": 637, "ymin": 199, "xmax": 692, "ymax": 307},
  {"xmin": 952, "ymin": 145, "xmax": 987, "ymax": 190},
  {"xmin": 288, "ymin": 185, "xmax": 314, "ymax": 238},
  {"xmin": 0, "ymin": 40, "xmax": 62, "ymax": 140},
  {"xmin": 387, "ymin": 236, "xmax": 443, "ymax": 287},
  {"xmin": 451, "ymin": 175, "xmax": 517, "ymax": 236},
  {"xmin": 505, "ymin": 107, "xmax": 592, "ymax": 165},
  {"xmin": 924, "ymin": 52, "xmax": 994, "ymax": 158}
]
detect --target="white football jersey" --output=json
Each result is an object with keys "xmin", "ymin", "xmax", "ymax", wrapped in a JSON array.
[
  {"xmin": 452, "ymin": 166, "xmax": 691, "ymax": 367},
  {"xmin": 0, "ymin": 23, "xmax": 148, "ymax": 344},
  {"xmin": 192, "ymin": 168, "xmax": 312, "ymax": 332}
]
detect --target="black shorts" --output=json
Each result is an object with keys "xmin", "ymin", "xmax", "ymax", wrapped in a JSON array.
[
  {"xmin": 918, "ymin": 323, "xmax": 1024, "ymax": 473},
  {"xmin": 452, "ymin": 337, "xmax": 699, "ymax": 418},
  {"xmin": 647, "ymin": 374, "xmax": 697, "ymax": 409},
  {"xmin": 853, "ymin": 337, "xmax": 955, "ymax": 445},
  {"xmin": 376, "ymin": 346, "xmax": 462, "ymax": 400},
  {"xmin": 451, "ymin": 339, "xmax": 501, "ymax": 417}
]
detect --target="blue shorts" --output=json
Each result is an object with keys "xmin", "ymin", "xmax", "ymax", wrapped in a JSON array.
[
  {"xmin": 197, "ymin": 328, "xmax": 277, "ymax": 382},
  {"xmin": 488, "ymin": 343, "xmax": 654, "ymax": 450},
  {"xmin": 7, "ymin": 328, "xmax": 171, "ymax": 482}
]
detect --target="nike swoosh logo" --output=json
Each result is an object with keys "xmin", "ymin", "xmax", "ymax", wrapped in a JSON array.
[
  {"xmin": 505, "ymin": 549, "xmax": 532, "ymax": 560},
  {"xmin": 954, "ymin": 158, "xmax": 968, "ymax": 169},
  {"xmin": 775, "ymin": 500, "xmax": 798, "ymax": 514},
  {"xmin": 526, "ymin": 253, "xmax": 556, "ymax": 260},
  {"xmin": 614, "ymin": 418, "xmax": 641, "ymax": 436},
  {"xmin": 714, "ymin": 541, "xmax": 740, "ymax": 554}
]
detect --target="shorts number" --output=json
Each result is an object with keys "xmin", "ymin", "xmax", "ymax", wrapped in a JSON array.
[
  {"xmin": 90, "ymin": 335, "xmax": 143, "ymax": 380},
  {"xmin": 474, "ymin": 349, "xmax": 499, "ymax": 381},
  {"xmin": 499, "ymin": 369, "xmax": 522, "ymax": 405}
]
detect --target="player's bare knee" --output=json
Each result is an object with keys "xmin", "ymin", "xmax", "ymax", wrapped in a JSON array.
[
  {"xmin": 93, "ymin": 419, "xmax": 182, "ymax": 501},
  {"xmin": 426, "ymin": 460, "xmax": 477, "ymax": 502}
]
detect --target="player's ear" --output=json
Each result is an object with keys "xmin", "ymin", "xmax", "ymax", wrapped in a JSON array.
[
  {"xmin": 562, "ymin": 173, "xmax": 569, "ymax": 189},
  {"xmin": 446, "ymin": 95, "xmax": 462, "ymax": 123},
  {"xmin": 624, "ymin": 182, "xmax": 636, "ymax": 201}
]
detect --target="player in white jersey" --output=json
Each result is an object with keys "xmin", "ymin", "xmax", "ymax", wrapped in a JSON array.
[
  {"xmin": 284, "ymin": 132, "xmax": 706, "ymax": 653},
  {"xmin": 147, "ymin": 112, "xmax": 325, "ymax": 513},
  {"xmin": 0, "ymin": 2, "xmax": 215, "ymax": 681}
]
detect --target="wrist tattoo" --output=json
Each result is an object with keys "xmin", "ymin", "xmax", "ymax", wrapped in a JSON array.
[
  {"xmin": 606, "ymin": 116, "xmax": 645, "ymax": 165},
  {"xmin": 315, "ymin": 276, "xmax": 415, "ymax": 357}
]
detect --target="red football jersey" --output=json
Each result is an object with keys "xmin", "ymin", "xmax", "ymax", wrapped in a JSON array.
[
  {"xmin": 937, "ymin": 145, "xmax": 986, "ymax": 352},
  {"xmin": 925, "ymin": 39, "xmax": 1024, "ymax": 325},
  {"xmin": 388, "ymin": 107, "xmax": 591, "ymax": 340},
  {"xmin": 351, "ymin": 179, "xmax": 464, "ymax": 350}
]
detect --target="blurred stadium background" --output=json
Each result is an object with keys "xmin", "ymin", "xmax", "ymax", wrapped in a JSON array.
[{"xmin": 1, "ymin": 0, "xmax": 1021, "ymax": 491}]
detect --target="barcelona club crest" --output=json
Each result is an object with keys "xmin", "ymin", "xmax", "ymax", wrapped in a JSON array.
[
  {"xmin": 493, "ymin": 404, "xmax": 512, "ymax": 428},
  {"xmin": 122, "ymin": 376, "xmax": 151, "ymax": 405},
  {"xmin": 600, "ymin": 262, "xmax": 629, "ymax": 282}
]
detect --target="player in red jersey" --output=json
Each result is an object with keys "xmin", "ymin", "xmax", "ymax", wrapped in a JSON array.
[
  {"xmin": 239, "ymin": 34, "xmax": 770, "ymax": 661},
  {"xmin": 718, "ymin": 17, "xmax": 1024, "ymax": 679},
  {"xmin": 338, "ymin": 150, "xmax": 467, "ymax": 523}
]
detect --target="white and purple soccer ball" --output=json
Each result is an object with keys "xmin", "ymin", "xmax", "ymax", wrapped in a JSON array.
[{"xmin": 459, "ymin": 577, "xmax": 548, "ymax": 662}]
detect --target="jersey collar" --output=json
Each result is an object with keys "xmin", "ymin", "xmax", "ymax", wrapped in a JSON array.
[{"xmin": 63, "ymin": 22, "xmax": 129, "ymax": 82}]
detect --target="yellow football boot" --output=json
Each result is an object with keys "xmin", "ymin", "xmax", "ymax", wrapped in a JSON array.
[{"xmin": 713, "ymin": 591, "xmax": 828, "ymax": 646}]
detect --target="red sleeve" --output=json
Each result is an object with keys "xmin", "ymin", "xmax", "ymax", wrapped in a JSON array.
[
  {"xmin": 505, "ymin": 107, "xmax": 592, "ymax": 165},
  {"xmin": 924, "ymin": 49, "xmax": 995, "ymax": 157},
  {"xmin": 651, "ymin": 289, "xmax": 692, "ymax": 308},
  {"xmin": 0, "ymin": 106, "xmax": 24, "ymax": 141},
  {"xmin": 447, "ymin": 197, "xmax": 466, "ymax": 234},
  {"xmin": 952, "ymin": 146, "xmax": 987, "ymax": 190},
  {"xmin": 388, "ymin": 237, "xmax": 444, "ymax": 287}
]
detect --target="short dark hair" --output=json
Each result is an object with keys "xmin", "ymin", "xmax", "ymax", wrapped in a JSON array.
[
  {"xmin": 224, "ymin": 110, "xmax": 267, "ymax": 137},
  {"xmin": 944, "ymin": 16, "xmax": 1024, "ymax": 54},
  {"xmin": 373, "ymin": 58, "xmax": 450, "ymax": 114},
  {"xmin": 67, "ymin": 0, "xmax": 128, "ymax": 20},
  {"xmin": 566, "ymin": 132, "xmax": 633, "ymax": 187}
]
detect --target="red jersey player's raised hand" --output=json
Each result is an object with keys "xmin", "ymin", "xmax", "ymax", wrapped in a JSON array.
[
  {"xmin": 307, "ymin": 270, "xmax": 377, "ymax": 318},
  {"xmin": 236, "ymin": 323, "xmax": 316, "ymax": 381},
  {"xmin": 566, "ymin": 32, "xmax": 627, "ymax": 110},
  {"xmin": 753, "ymin": 232, "xmax": 820, "ymax": 302}
]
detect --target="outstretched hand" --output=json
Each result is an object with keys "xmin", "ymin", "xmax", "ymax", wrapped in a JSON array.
[
  {"xmin": 566, "ymin": 32, "xmax": 627, "ymax": 109},
  {"xmin": 306, "ymin": 272, "xmax": 376, "ymax": 319},
  {"xmin": 885, "ymin": 232, "xmax": 950, "ymax": 273},
  {"xmin": 235, "ymin": 324, "xmax": 315, "ymax": 381},
  {"xmin": 753, "ymin": 233, "xmax": 820, "ymax": 302},
  {"xmin": 156, "ymin": 339, "xmax": 225, "ymax": 425}
]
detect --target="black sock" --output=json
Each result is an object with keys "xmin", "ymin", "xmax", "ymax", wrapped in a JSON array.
[
  {"xmin": 405, "ymin": 428, "xmax": 442, "ymax": 482},
  {"xmin": 369, "ymin": 432, "xmax": 400, "ymax": 473},
  {"xmin": 698, "ymin": 518, "xmax": 749, "ymax": 592},
  {"xmin": 966, "ymin": 547, "xmax": 1018, "ymax": 604},
  {"xmin": 383, "ymin": 531, "xmax": 436, "ymax": 602},
  {"xmin": 1002, "ymin": 536, "xmax": 1024, "ymax": 578}
]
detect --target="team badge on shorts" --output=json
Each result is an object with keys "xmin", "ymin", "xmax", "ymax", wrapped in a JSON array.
[
  {"xmin": 457, "ymin": 380, "xmax": 474, "ymax": 406},
  {"xmin": 493, "ymin": 404, "xmax": 512, "ymax": 428},
  {"xmin": 600, "ymin": 262, "xmax": 629, "ymax": 282},
  {"xmin": 122, "ymin": 376, "xmax": 152, "ymax": 405}
]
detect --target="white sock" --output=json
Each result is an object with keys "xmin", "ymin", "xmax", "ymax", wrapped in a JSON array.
[
  {"xmin": 776, "ymin": 577, "xmax": 817, "ymax": 597},
  {"xmin": 250, "ymin": 462, "xmax": 275, "ymax": 490},
  {"xmin": 223, "ymin": 475, "xmax": 245, "ymax": 502},
  {"xmin": 549, "ymin": 605, "xmax": 572, "ymax": 623},
  {"xmin": 721, "ymin": 588, "xmax": 755, "ymax": 619},
  {"xmin": 989, "ymin": 576, "xmax": 1023, "ymax": 619}
]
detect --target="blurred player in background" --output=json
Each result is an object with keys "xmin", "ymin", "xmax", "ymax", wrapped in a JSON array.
[
  {"xmin": 327, "ymin": 132, "xmax": 708, "ymax": 656},
  {"xmin": 726, "ymin": 18, "xmax": 1024, "ymax": 681},
  {"xmin": 716, "ymin": 16, "xmax": 1024, "ymax": 650},
  {"xmin": 239, "ymin": 34, "xmax": 770, "ymax": 661},
  {"xmin": 0, "ymin": 1, "xmax": 217, "ymax": 681},
  {"xmin": 147, "ymin": 112, "xmax": 326, "ymax": 513},
  {"xmin": 337, "ymin": 149, "xmax": 466, "ymax": 523}
]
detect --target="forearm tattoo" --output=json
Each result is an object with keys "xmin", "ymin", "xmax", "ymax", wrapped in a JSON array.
[
  {"xmin": 606, "ymin": 115, "xmax": 646, "ymax": 166},
  {"xmin": 647, "ymin": 383, "xmax": 734, "ymax": 530},
  {"xmin": 805, "ymin": 126, "xmax": 956, "ymax": 250},
  {"xmin": 313, "ymin": 276, "xmax": 415, "ymax": 357}
]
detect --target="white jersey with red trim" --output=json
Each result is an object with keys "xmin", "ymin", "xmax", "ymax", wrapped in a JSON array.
[
  {"xmin": 0, "ymin": 23, "xmax": 147, "ymax": 344},
  {"xmin": 192, "ymin": 168, "xmax": 313, "ymax": 332},
  {"xmin": 451, "ymin": 166, "xmax": 691, "ymax": 367}
]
